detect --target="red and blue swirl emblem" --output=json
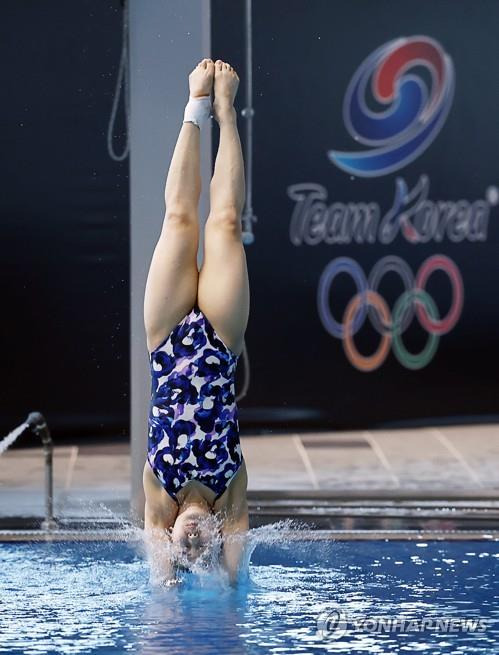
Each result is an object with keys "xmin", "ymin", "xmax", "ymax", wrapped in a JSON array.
[{"xmin": 328, "ymin": 36, "xmax": 455, "ymax": 177}]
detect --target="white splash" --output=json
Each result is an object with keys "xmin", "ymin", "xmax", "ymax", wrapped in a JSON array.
[{"xmin": 0, "ymin": 422, "xmax": 28, "ymax": 455}]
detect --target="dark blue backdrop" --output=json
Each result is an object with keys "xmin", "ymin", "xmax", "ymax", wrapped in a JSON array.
[
  {"xmin": 1, "ymin": 1, "xmax": 498, "ymax": 443},
  {"xmin": 213, "ymin": 0, "xmax": 499, "ymax": 429},
  {"xmin": 0, "ymin": 1, "xmax": 129, "ymax": 440}
]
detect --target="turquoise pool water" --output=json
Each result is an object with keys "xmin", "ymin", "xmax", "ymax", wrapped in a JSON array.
[{"xmin": 1, "ymin": 536, "xmax": 498, "ymax": 654}]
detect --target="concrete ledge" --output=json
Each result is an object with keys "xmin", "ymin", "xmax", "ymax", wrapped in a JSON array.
[
  {"xmin": 0, "ymin": 527, "xmax": 497, "ymax": 542},
  {"xmin": 2, "ymin": 495, "xmax": 498, "ymax": 539},
  {"xmin": 247, "ymin": 489, "xmax": 499, "ymax": 501}
]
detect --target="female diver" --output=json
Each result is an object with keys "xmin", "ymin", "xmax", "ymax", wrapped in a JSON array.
[{"xmin": 142, "ymin": 59, "xmax": 250, "ymax": 585}]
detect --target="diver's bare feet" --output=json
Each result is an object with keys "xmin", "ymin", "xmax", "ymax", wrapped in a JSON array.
[
  {"xmin": 188, "ymin": 58, "xmax": 215, "ymax": 98},
  {"xmin": 213, "ymin": 60, "xmax": 239, "ymax": 123}
]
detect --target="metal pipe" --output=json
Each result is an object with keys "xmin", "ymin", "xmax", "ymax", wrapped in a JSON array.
[
  {"xmin": 241, "ymin": 0, "xmax": 257, "ymax": 245},
  {"xmin": 25, "ymin": 412, "xmax": 57, "ymax": 530}
]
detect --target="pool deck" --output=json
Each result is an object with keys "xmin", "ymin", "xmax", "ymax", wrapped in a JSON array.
[{"xmin": 1, "ymin": 423, "xmax": 498, "ymax": 520}]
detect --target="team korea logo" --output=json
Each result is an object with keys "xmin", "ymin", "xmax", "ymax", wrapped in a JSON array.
[
  {"xmin": 327, "ymin": 35, "xmax": 455, "ymax": 177},
  {"xmin": 287, "ymin": 35, "xmax": 499, "ymax": 372}
]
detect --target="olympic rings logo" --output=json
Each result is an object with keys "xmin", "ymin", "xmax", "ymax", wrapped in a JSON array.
[{"xmin": 317, "ymin": 255, "xmax": 464, "ymax": 371}]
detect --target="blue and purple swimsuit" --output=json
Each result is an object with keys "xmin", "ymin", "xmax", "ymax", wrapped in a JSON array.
[{"xmin": 147, "ymin": 304, "xmax": 243, "ymax": 504}]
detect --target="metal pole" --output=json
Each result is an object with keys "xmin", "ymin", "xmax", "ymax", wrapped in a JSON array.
[
  {"xmin": 42, "ymin": 441, "xmax": 56, "ymax": 530},
  {"xmin": 26, "ymin": 412, "xmax": 57, "ymax": 530},
  {"xmin": 241, "ymin": 0, "xmax": 257, "ymax": 245}
]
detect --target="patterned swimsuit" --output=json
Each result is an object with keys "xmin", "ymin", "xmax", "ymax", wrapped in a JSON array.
[{"xmin": 147, "ymin": 303, "xmax": 243, "ymax": 504}]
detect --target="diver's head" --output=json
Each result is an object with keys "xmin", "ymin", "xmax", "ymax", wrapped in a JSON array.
[{"xmin": 169, "ymin": 502, "xmax": 221, "ymax": 566}]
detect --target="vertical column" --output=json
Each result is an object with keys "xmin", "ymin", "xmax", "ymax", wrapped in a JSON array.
[{"xmin": 129, "ymin": 0, "xmax": 211, "ymax": 522}]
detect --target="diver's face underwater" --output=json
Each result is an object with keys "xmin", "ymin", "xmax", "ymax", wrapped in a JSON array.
[{"xmin": 169, "ymin": 505, "xmax": 221, "ymax": 565}]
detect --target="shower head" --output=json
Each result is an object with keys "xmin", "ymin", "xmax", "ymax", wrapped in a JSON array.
[{"xmin": 25, "ymin": 411, "xmax": 51, "ymax": 445}]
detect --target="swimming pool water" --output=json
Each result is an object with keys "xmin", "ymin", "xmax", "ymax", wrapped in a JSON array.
[{"xmin": 1, "ymin": 537, "xmax": 498, "ymax": 654}]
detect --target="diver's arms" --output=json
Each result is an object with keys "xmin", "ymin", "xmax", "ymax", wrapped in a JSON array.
[
  {"xmin": 143, "ymin": 461, "xmax": 179, "ymax": 585},
  {"xmin": 143, "ymin": 520, "xmax": 176, "ymax": 585},
  {"xmin": 221, "ymin": 499, "xmax": 249, "ymax": 585},
  {"xmin": 217, "ymin": 462, "xmax": 249, "ymax": 585}
]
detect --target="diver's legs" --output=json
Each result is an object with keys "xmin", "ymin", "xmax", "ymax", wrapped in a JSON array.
[
  {"xmin": 198, "ymin": 60, "xmax": 249, "ymax": 357},
  {"xmin": 144, "ymin": 59, "xmax": 214, "ymax": 353}
]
